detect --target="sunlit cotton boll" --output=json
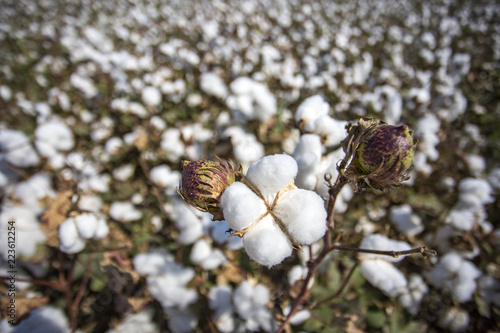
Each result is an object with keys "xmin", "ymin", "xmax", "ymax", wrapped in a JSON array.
[
  {"xmin": 426, "ymin": 252, "xmax": 481, "ymax": 303},
  {"xmin": 35, "ymin": 118, "xmax": 74, "ymax": 158},
  {"xmin": 109, "ymin": 201, "xmax": 143, "ymax": 222},
  {"xmin": 360, "ymin": 259, "xmax": 408, "ymax": 297},
  {"xmin": 359, "ymin": 234, "xmax": 411, "ymax": 262},
  {"xmin": 209, "ymin": 285, "xmax": 235, "ymax": 333},
  {"xmin": 165, "ymin": 198, "xmax": 204, "ymax": 245},
  {"xmin": 59, "ymin": 213, "xmax": 109, "ymax": 254},
  {"xmin": 0, "ymin": 205, "xmax": 47, "ymax": 260},
  {"xmin": 150, "ymin": 164, "xmax": 180, "ymax": 195},
  {"xmin": 7, "ymin": 306, "xmax": 70, "ymax": 333},
  {"xmin": 295, "ymin": 95, "xmax": 329, "ymax": 132},
  {"xmin": 190, "ymin": 239, "xmax": 227, "ymax": 270},
  {"xmin": 200, "ymin": 72, "xmax": 228, "ymax": 99},
  {"xmin": 390, "ymin": 204, "xmax": 424, "ymax": 237},
  {"xmin": 142, "ymin": 86, "xmax": 162, "ymax": 106},
  {"xmin": 106, "ymin": 308, "xmax": 158, "ymax": 333},
  {"xmin": 0, "ymin": 129, "xmax": 40, "ymax": 167},
  {"xmin": 233, "ymin": 281, "xmax": 277, "ymax": 332},
  {"xmin": 220, "ymin": 154, "xmax": 327, "ymax": 266}
]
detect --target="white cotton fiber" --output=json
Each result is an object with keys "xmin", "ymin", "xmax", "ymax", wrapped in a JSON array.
[
  {"xmin": 295, "ymin": 95, "xmax": 329, "ymax": 132},
  {"xmin": 220, "ymin": 182, "xmax": 267, "ymax": 231},
  {"xmin": 390, "ymin": 204, "xmax": 424, "ymax": 237},
  {"xmin": 360, "ymin": 259, "xmax": 407, "ymax": 296},
  {"xmin": 242, "ymin": 215, "xmax": 293, "ymax": 267},
  {"xmin": 209, "ymin": 285, "xmax": 234, "ymax": 317},
  {"xmin": 0, "ymin": 129, "xmax": 40, "ymax": 167},
  {"xmin": 205, "ymin": 220, "xmax": 243, "ymax": 250},
  {"xmin": 74, "ymin": 212, "xmax": 99, "ymax": 239},
  {"xmin": 246, "ymin": 154, "xmax": 298, "ymax": 201},
  {"xmin": 10, "ymin": 306, "xmax": 70, "ymax": 333},
  {"xmin": 142, "ymin": 86, "xmax": 162, "ymax": 106},
  {"xmin": 94, "ymin": 217, "xmax": 109, "ymax": 239},
  {"xmin": 359, "ymin": 234, "xmax": 411, "ymax": 262},
  {"xmin": 133, "ymin": 251, "xmax": 173, "ymax": 276},
  {"xmin": 190, "ymin": 239, "xmax": 226, "ymax": 270},
  {"xmin": 273, "ymin": 189, "xmax": 327, "ymax": 245},
  {"xmin": 109, "ymin": 201, "xmax": 143, "ymax": 222},
  {"xmin": 59, "ymin": 218, "xmax": 86, "ymax": 254}
]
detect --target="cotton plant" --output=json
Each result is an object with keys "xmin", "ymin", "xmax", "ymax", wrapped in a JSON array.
[{"xmin": 178, "ymin": 154, "xmax": 327, "ymax": 267}]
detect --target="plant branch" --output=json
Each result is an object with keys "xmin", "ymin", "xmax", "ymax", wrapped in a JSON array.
[{"xmin": 330, "ymin": 245, "xmax": 437, "ymax": 258}]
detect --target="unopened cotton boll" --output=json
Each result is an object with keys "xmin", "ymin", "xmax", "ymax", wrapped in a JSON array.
[
  {"xmin": 242, "ymin": 215, "xmax": 293, "ymax": 267},
  {"xmin": 273, "ymin": 189, "xmax": 327, "ymax": 245},
  {"xmin": 246, "ymin": 153, "xmax": 298, "ymax": 200},
  {"xmin": 219, "ymin": 182, "xmax": 267, "ymax": 231}
]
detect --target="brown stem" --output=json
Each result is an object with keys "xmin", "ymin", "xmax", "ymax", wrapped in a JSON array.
[
  {"xmin": 330, "ymin": 245, "xmax": 437, "ymax": 258},
  {"xmin": 70, "ymin": 254, "xmax": 95, "ymax": 330},
  {"xmin": 326, "ymin": 175, "xmax": 350, "ymax": 229},
  {"xmin": 0, "ymin": 275, "xmax": 64, "ymax": 289}
]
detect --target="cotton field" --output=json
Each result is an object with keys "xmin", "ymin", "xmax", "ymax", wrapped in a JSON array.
[{"xmin": 0, "ymin": 0, "xmax": 499, "ymax": 332}]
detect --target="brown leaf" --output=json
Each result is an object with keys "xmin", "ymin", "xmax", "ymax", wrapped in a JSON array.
[{"xmin": 40, "ymin": 190, "xmax": 73, "ymax": 247}]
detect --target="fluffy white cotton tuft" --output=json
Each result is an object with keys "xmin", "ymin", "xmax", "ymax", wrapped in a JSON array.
[
  {"xmin": 142, "ymin": 86, "xmax": 162, "ymax": 106},
  {"xmin": 200, "ymin": 72, "xmax": 228, "ymax": 99},
  {"xmin": 190, "ymin": 239, "xmax": 226, "ymax": 270},
  {"xmin": 390, "ymin": 204, "xmax": 424, "ymax": 237},
  {"xmin": 59, "ymin": 218, "xmax": 87, "ymax": 254},
  {"xmin": 273, "ymin": 189, "xmax": 327, "ymax": 244},
  {"xmin": 360, "ymin": 259, "xmax": 407, "ymax": 296},
  {"xmin": 242, "ymin": 216, "xmax": 293, "ymax": 267},
  {"xmin": 109, "ymin": 201, "xmax": 143, "ymax": 222},
  {"xmin": 233, "ymin": 281, "xmax": 276, "ymax": 332},
  {"xmin": 8, "ymin": 306, "xmax": 70, "ymax": 333},
  {"xmin": 295, "ymin": 95, "xmax": 330, "ymax": 132},
  {"xmin": 246, "ymin": 154, "xmax": 298, "ymax": 201},
  {"xmin": 0, "ymin": 129, "xmax": 40, "ymax": 167},
  {"xmin": 219, "ymin": 182, "xmax": 267, "ymax": 231}
]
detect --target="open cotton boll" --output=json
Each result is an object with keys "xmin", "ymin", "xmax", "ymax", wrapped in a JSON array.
[
  {"xmin": 142, "ymin": 86, "xmax": 162, "ymax": 106},
  {"xmin": 273, "ymin": 189, "xmax": 327, "ymax": 245},
  {"xmin": 190, "ymin": 239, "xmax": 226, "ymax": 270},
  {"xmin": 246, "ymin": 154, "xmax": 298, "ymax": 201},
  {"xmin": 200, "ymin": 72, "xmax": 228, "ymax": 99},
  {"xmin": 359, "ymin": 234, "xmax": 411, "ymax": 262},
  {"xmin": 35, "ymin": 119, "xmax": 74, "ymax": 157},
  {"xmin": 106, "ymin": 308, "xmax": 158, "ymax": 333},
  {"xmin": 14, "ymin": 173, "xmax": 56, "ymax": 215},
  {"xmin": 59, "ymin": 218, "xmax": 86, "ymax": 254},
  {"xmin": 150, "ymin": 164, "xmax": 180, "ymax": 194},
  {"xmin": 360, "ymin": 259, "xmax": 407, "ymax": 297},
  {"xmin": 398, "ymin": 274, "xmax": 428, "ymax": 314},
  {"xmin": 9, "ymin": 306, "xmax": 70, "ymax": 333},
  {"xmin": 109, "ymin": 201, "xmax": 142, "ymax": 222},
  {"xmin": 219, "ymin": 182, "xmax": 267, "ymax": 231},
  {"xmin": 0, "ymin": 129, "xmax": 40, "ymax": 167},
  {"xmin": 166, "ymin": 199, "xmax": 204, "ymax": 244},
  {"xmin": 426, "ymin": 252, "xmax": 481, "ymax": 303},
  {"xmin": 293, "ymin": 134, "xmax": 322, "ymax": 190},
  {"xmin": 133, "ymin": 250, "xmax": 174, "ymax": 276},
  {"xmin": 74, "ymin": 212, "xmax": 99, "ymax": 239},
  {"xmin": 313, "ymin": 115, "xmax": 348, "ymax": 147},
  {"xmin": 147, "ymin": 273, "xmax": 198, "ymax": 310},
  {"xmin": 390, "ymin": 204, "xmax": 424, "ymax": 237},
  {"xmin": 233, "ymin": 281, "xmax": 276, "ymax": 332},
  {"xmin": 242, "ymin": 215, "xmax": 293, "ymax": 267},
  {"xmin": 283, "ymin": 306, "xmax": 311, "ymax": 325},
  {"xmin": 0, "ymin": 205, "xmax": 47, "ymax": 259},
  {"xmin": 295, "ymin": 95, "xmax": 329, "ymax": 132},
  {"xmin": 105, "ymin": 137, "xmax": 124, "ymax": 155},
  {"xmin": 209, "ymin": 285, "xmax": 234, "ymax": 318},
  {"xmin": 438, "ymin": 308, "xmax": 469, "ymax": 333}
]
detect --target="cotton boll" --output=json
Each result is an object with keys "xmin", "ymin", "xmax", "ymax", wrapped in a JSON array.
[
  {"xmin": 0, "ymin": 205, "xmax": 47, "ymax": 259},
  {"xmin": 35, "ymin": 119, "xmax": 74, "ymax": 157},
  {"xmin": 74, "ymin": 212, "xmax": 99, "ymax": 239},
  {"xmin": 150, "ymin": 165, "xmax": 180, "ymax": 193},
  {"xmin": 283, "ymin": 306, "xmax": 311, "ymax": 325},
  {"xmin": 273, "ymin": 189, "xmax": 327, "ymax": 245},
  {"xmin": 313, "ymin": 116, "xmax": 348, "ymax": 147},
  {"xmin": 160, "ymin": 128, "xmax": 185, "ymax": 163},
  {"xmin": 0, "ymin": 129, "xmax": 40, "ymax": 167},
  {"xmin": 288, "ymin": 265, "xmax": 309, "ymax": 286},
  {"xmin": 105, "ymin": 137, "xmax": 124, "ymax": 155},
  {"xmin": 246, "ymin": 154, "xmax": 298, "ymax": 201},
  {"xmin": 106, "ymin": 308, "xmax": 158, "ymax": 333},
  {"xmin": 200, "ymin": 72, "xmax": 228, "ymax": 99},
  {"xmin": 93, "ymin": 217, "xmax": 109, "ymax": 239},
  {"xmin": 438, "ymin": 308, "xmax": 469, "ymax": 333},
  {"xmin": 133, "ymin": 251, "xmax": 174, "ymax": 276},
  {"xmin": 190, "ymin": 239, "xmax": 227, "ymax": 270},
  {"xmin": 209, "ymin": 285, "xmax": 234, "ymax": 317},
  {"xmin": 59, "ymin": 217, "xmax": 86, "ymax": 254},
  {"xmin": 390, "ymin": 204, "xmax": 424, "ymax": 237},
  {"xmin": 14, "ymin": 173, "xmax": 56, "ymax": 215},
  {"xmin": 142, "ymin": 86, "xmax": 162, "ymax": 106},
  {"xmin": 360, "ymin": 259, "xmax": 407, "ymax": 297},
  {"xmin": 10, "ymin": 306, "xmax": 70, "ymax": 333},
  {"xmin": 219, "ymin": 182, "xmax": 267, "ymax": 231},
  {"xmin": 242, "ymin": 215, "xmax": 293, "ymax": 267},
  {"xmin": 109, "ymin": 201, "xmax": 143, "ymax": 222},
  {"xmin": 359, "ymin": 234, "xmax": 411, "ymax": 262},
  {"xmin": 426, "ymin": 253, "xmax": 481, "ymax": 303},
  {"xmin": 113, "ymin": 164, "xmax": 135, "ymax": 181},
  {"xmin": 166, "ymin": 199, "xmax": 204, "ymax": 245},
  {"xmin": 478, "ymin": 275, "xmax": 500, "ymax": 307},
  {"xmin": 293, "ymin": 134, "xmax": 323, "ymax": 190},
  {"xmin": 233, "ymin": 281, "xmax": 275, "ymax": 332},
  {"xmin": 148, "ymin": 274, "xmax": 198, "ymax": 310},
  {"xmin": 295, "ymin": 95, "xmax": 329, "ymax": 132},
  {"xmin": 164, "ymin": 307, "xmax": 198, "ymax": 333},
  {"xmin": 465, "ymin": 154, "xmax": 486, "ymax": 177},
  {"xmin": 398, "ymin": 274, "xmax": 428, "ymax": 314}
]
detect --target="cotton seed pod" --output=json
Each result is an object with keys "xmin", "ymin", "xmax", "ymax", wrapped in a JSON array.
[
  {"xmin": 344, "ymin": 118, "xmax": 417, "ymax": 191},
  {"xmin": 178, "ymin": 159, "xmax": 241, "ymax": 220}
]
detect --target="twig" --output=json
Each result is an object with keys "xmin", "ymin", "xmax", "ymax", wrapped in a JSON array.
[{"xmin": 330, "ymin": 245, "xmax": 437, "ymax": 258}]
